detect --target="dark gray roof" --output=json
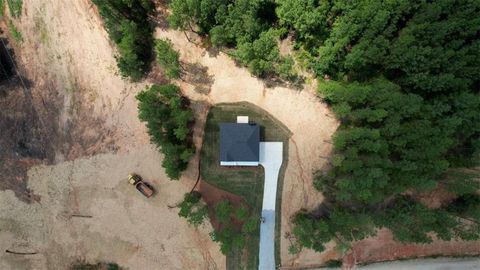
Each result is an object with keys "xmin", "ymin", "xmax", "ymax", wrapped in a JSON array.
[{"xmin": 220, "ymin": 123, "xmax": 260, "ymax": 162}]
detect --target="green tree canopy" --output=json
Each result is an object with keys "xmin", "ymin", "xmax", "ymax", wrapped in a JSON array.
[
  {"xmin": 92, "ymin": 0, "xmax": 153, "ymax": 80},
  {"xmin": 155, "ymin": 38, "xmax": 181, "ymax": 79},
  {"xmin": 136, "ymin": 84, "xmax": 194, "ymax": 179}
]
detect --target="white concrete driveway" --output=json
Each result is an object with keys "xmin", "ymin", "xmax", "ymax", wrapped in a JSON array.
[{"xmin": 258, "ymin": 142, "xmax": 283, "ymax": 270}]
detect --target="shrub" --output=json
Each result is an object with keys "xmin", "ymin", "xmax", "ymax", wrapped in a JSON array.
[
  {"xmin": 324, "ymin": 260, "xmax": 342, "ymax": 268},
  {"xmin": 7, "ymin": 20, "xmax": 22, "ymax": 43},
  {"xmin": 71, "ymin": 261, "xmax": 122, "ymax": 270},
  {"xmin": 178, "ymin": 192, "xmax": 208, "ymax": 227},
  {"xmin": 235, "ymin": 205, "xmax": 249, "ymax": 221},
  {"xmin": 214, "ymin": 200, "xmax": 233, "ymax": 224}
]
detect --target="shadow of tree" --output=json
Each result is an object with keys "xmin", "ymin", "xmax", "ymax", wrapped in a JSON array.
[
  {"xmin": 151, "ymin": 0, "xmax": 170, "ymax": 30},
  {"xmin": 182, "ymin": 62, "xmax": 214, "ymax": 95},
  {"xmin": 263, "ymin": 75, "xmax": 305, "ymax": 91}
]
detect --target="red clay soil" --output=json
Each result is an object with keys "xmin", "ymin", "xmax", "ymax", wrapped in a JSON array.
[
  {"xmin": 198, "ymin": 179, "xmax": 247, "ymax": 231},
  {"xmin": 342, "ymin": 229, "xmax": 480, "ymax": 268}
]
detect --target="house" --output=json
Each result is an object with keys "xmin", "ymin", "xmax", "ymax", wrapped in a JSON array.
[
  {"xmin": 219, "ymin": 116, "xmax": 260, "ymax": 166},
  {"xmin": 219, "ymin": 115, "xmax": 284, "ymax": 270}
]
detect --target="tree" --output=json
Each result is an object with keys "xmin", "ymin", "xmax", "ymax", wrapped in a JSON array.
[
  {"xmin": 242, "ymin": 217, "xmax": 258, "ymax": 233},
  {"xmin": 441, "ymin": 169, "xmax": 480, "ymax": 196},
  {"xmin": 235, "ymin": 204, "xmax": 249, "ymax": 221},
  {"xmin": 291, "ymin": 212, "xmax": 332, "ymax": 253},
  {"xmin": 444, "ymin": 194, "xmax": 480, "ymax": 241},
  {"xmin": 178, "ymin": 192, "xmax": 208, "ymax": 227},
  {"xmin": 210, "ymin": 226, "xmax": 237, "ymax": 254},
  {"xmin": 375, "ymin": 196, "xmax": 479, "ymax": 243},
  {"xmin": 168, "ymin": 0, "xmax": 298, "ymax": 81},
  {"xmin": 168, "ymin": 0, "xmax": 480, "ymax": 254},
  {"xmin": 155, "ymin": 38, "xmax": 181, "ymax": 79},
  {"xmin": 214, "ymin": 200, "xmax": 233, "ymax": 224},
  {"xmin": 168, "ymin": 0, "xmax": 229, "ymax": 35},
  {"xmin": 136, "ymin": 84, "xmax": 194, "ymax": 179},
  {"xmin": 92, "ymin": 0, "xmax": 153, "ymax": 80},
  {"xmin": 116, "ymin": 20, "xmax": 149, "ymax": 80}
]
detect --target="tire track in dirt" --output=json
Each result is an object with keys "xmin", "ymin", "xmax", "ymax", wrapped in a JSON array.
[{"xmin": 290, "ymin": 137, "xmax": 309, "ymax": 206}]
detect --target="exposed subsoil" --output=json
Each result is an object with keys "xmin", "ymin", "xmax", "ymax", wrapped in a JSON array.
[{"xmin": 343, "ymin": 229, "xmax": 480, "ymax": 268}]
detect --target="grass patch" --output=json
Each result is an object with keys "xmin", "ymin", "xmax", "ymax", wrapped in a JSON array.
[
  {"xmin": 0, "ymin": 0, "xmax": 4, "ymax": 18},
  {"xmin": 7, "ymin": 20, "xmax": 22, "ymax": 43},
  {"xmin": 34, "ymin": 15, "xmax": 50, "ymax": 45},
  {"xmin": 6, "ymin": 0, "xmax": 21, "ymax": 18},
  {"xmin": 201, "ymin": 102, "xmax": 290, "ymax": 269}
]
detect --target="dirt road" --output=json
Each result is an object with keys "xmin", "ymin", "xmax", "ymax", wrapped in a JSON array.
[{"xmin": 359, "ymin": 257, "xmax": 480, "ymax": 270}]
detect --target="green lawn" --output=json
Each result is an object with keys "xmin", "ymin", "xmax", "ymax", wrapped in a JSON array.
[{"xmin": 200, "ymin": 102, "xmax": 291, "ymax": 269}]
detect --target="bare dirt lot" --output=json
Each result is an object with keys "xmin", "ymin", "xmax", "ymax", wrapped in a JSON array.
[
  {"xmin": 1, "ymin": 0, "xmax": 224, "ymax": 269},
  {"xmin": 0, "ymin": 145, "xmax": 223, "ymax": 270},
  {"xmin": 344, "ymin": 229, "xmax": 480, "ymax": 268}
]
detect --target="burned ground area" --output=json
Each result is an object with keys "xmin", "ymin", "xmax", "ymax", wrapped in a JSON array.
[
  {"xmin": 0, "ymin": 30, "xmax": 115, "ymax": 203},
  {"xmin": 0, "ymin": 35, "xmax": 57, "ymax": 203}
]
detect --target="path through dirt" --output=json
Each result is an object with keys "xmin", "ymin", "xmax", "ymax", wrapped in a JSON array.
[
  {"xmin": 344, "ymin": 229, "xmax": 480, "ymax": 268},
  {"xmin": 1, "ymin": 1, "xmax": 224, "ymax": 269}
]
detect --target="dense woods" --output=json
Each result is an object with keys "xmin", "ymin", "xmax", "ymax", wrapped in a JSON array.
[
  {"xmin": 178, "ymin": 191, "xmax": 209, "ymax": 227},
  {"xmin": 169, "ymin": 0, "xmax": 480, "ymax": 254},
  {"xmin": 281, "ymin": 0, "xmax": 480, "ymax": 252},
  {"xmin": 168, "ymin": 0, "xmax": 297, "ymax": 80},
  {"xmin": 136, "ymin": 84, "xmax": 194, "ymax": 179},
  {"xmin": 92, "ymin": 0, "xmax": 153, "ymax": 80},
  {"xmin": 210, "ymin": 200, "xmax": 259, "ymax": 255}
]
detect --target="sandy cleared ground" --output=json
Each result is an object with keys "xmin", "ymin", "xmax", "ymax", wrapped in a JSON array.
[
  {"xmin": 17, "ymin": 0, "xmax": 151, "ymax": 156},
  {"xmin": 1, "ymin": 0, "xmax": 224, "ymax": 269},
  {"xmin": 344, "ymin": 229, "xmax": 480, "ymax": 268},
  {"xmin": 0, "ymin": 145, "xmax": 222, "ymax": 270}
]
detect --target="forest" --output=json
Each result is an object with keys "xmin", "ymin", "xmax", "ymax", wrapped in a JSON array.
[
  {"xmin": 92, "ymin": 0, "xmax": 153, "ymax": 80},
  {"xmin": 169, "ymin": 0, "xmax": 480, "ymax": 253}
]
